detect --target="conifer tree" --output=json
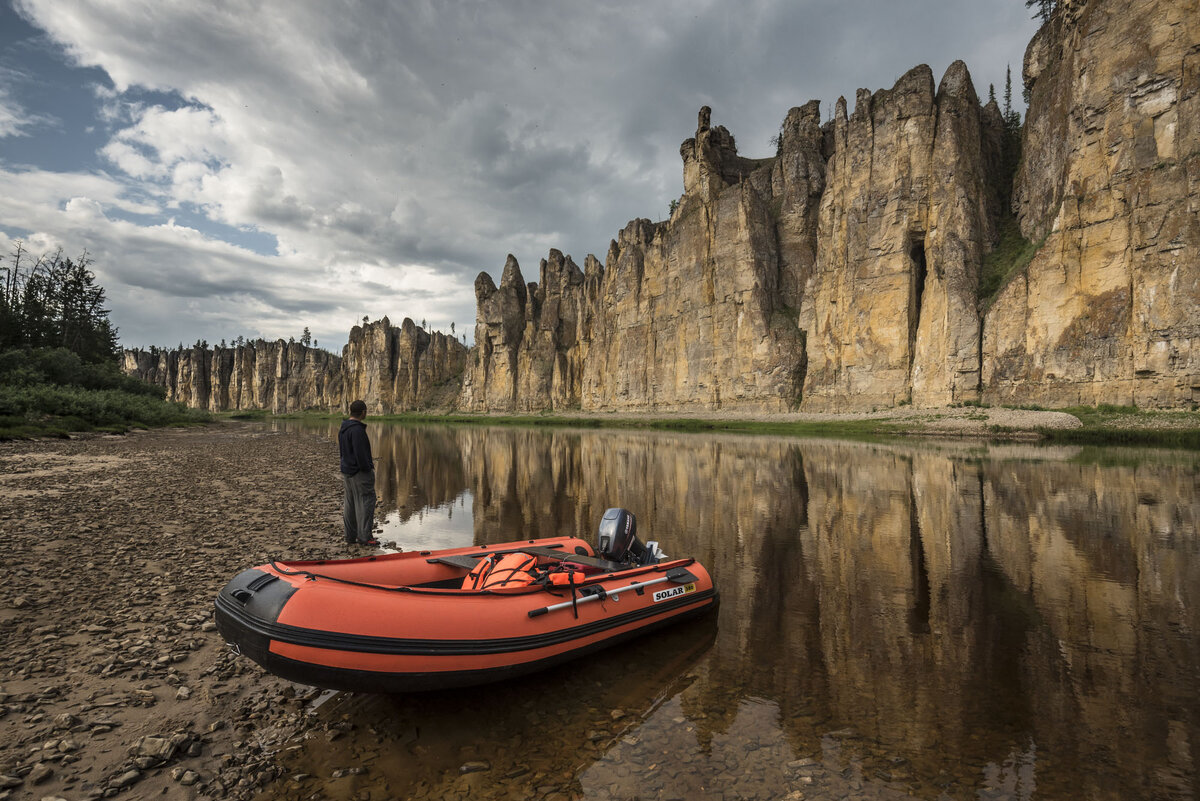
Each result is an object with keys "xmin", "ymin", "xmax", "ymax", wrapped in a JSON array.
[
  {"xmin": 0, "ymin": 245, "xmax": 118, "ymax": 362},
  {"xmin": 1003, "ymin": 66, "xmax": 1013, "ymax": 121},
  {"xmin": 1025, "ymin": 0, "xmax": 1054, "ymax": 23},
  {"xmin": 997, "ymin": 65, "xmax": 1024, "ymax": 215}
]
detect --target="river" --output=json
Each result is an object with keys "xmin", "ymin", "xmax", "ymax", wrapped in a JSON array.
[{"xmin": 263, "ymin": 421, "xmax": 1200, "ymax": 801}]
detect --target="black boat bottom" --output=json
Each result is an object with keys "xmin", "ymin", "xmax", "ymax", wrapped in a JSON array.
[{"xmin": 217, "ymin": 594, "xmax": 718, "ymax": 694}]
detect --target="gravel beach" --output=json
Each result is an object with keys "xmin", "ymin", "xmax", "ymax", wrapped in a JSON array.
[{"xmin": 0, "ymin": 423, "xmax": 350, "ymax": 801}]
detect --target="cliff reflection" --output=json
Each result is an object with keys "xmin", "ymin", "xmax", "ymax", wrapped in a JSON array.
[{"xmin": 275, "ymin": 421, "xmax": 1200, "ymax": 799}]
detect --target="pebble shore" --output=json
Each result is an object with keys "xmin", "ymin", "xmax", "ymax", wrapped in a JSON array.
[{"xmin": 0, "ymin": 423, "xmax": 350, "ymax": 801}]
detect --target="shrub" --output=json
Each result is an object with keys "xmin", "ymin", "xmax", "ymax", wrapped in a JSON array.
[
  {"xmin": 0, "ymin": 347, "xmax": 201, "ymax": 438},
  {"xmin": 0, "ymin": 384, "xmax": 201, "ymax": 428},
  {"xmin": 0, "ymin": 348, "xmax": 166, "ymax": 397}
]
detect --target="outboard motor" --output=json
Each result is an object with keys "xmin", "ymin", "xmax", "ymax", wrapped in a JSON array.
[{"xmin": 596, "ymin": 508, "xmax": 666, "ymax": 565}]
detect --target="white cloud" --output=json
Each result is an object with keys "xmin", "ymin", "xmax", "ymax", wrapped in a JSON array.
[
  {"xmin": 100, "ymin": 105, "xmax": 227, "ymax": 179},
  {"xmin": 0, "ymin": 79, "xmax": 53, "ymax": 138},
  {"xmin": 0, "ymin": 167, "xmax": 160, "ymax": 219},
  {"xmin": 0, "ymin": 164, "xmax": 475, "ymax": 348},
  {"xmin": 0, "ymin": 87, "xmax": 27, "ymax": 137}
]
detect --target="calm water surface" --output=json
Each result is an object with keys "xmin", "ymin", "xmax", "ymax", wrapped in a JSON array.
[{"xmin": 264, "ymin": 422, "xmax": 1200, "ymax": 801}]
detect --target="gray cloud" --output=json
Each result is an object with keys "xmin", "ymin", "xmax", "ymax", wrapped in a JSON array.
[{"xmin": 6, "ymin": 0, "xmax": 1039, "ymax": 350}]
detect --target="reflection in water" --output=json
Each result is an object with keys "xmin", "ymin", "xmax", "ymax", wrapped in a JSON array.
[{"xmin": 269, "ymin": 422, "xmax": 1200, "ymax": 800}]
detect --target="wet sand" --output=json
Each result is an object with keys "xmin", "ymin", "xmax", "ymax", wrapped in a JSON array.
[{"xmin": 0, "ymin": 423, "xmax": 352, "ymax": 801}]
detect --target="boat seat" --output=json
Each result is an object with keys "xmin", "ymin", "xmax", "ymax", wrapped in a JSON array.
[
  {"xmin": 425, "ymin": 553, "xmax": 488, "ymax": 570},
  {"xmin": 425, "ymin": 546, "xmax": 624, "ymax": 573},
  {"xmin": 520, "ymin": 546, "xmax": 626, "ymax": 572},
  {"xmin": 425, "ymin": 544, "xmax": 571, "ymax": 571}
]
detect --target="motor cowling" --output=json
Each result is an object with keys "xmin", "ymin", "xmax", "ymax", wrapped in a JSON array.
[{"xmin": 596, "ymin": 507, "xmax": 667, "ymax": 565}]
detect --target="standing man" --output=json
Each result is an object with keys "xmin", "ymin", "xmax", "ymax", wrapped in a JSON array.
[{"xmin": 338, "ymin": 399, "xmax": 378, "ymax": 546}]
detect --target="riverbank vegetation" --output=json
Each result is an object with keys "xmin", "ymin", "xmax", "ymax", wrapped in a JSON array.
[
  {"xmin": 0, "ymin": 245, "xmax": 208, "ymax": 439},
  {"xmin": 1035, "ymin": 405, "xmax": 1200, "ymax": 448},
  {"xmin": 0, "ymin": 347, "xmax": 207, "ymax": 438},
  {"xmin": 263, "ymin": 409, "xmax": 893, "ymax": 438},
  {"xmin": 256, "ymin": 405, "xmax": 1200, "ymax": 448}
]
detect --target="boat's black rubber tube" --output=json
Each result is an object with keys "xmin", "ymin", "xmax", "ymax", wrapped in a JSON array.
[
  {"xmin": 219, "ymin": 598, "xmax": 720, "ymax": 694},
  {"xmin": 214, "ymin": 568, "xmax": 298, "ymax": 669},
  {"xmin": 215, "ymin": 587, "xmax": 717, "ymax": 657}
]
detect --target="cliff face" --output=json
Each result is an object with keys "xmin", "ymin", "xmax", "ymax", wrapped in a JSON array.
[
  {"xmin": 460, "ymin": 0, "xmax": 1197, "ymax": 413},
  {"xmin": 589, "ymin": 106, "xmax": 809, "ymax": 412},
  {"xmin": 124, "ymin": 341, "xmax": 342, "ymax": 413},
  {"xmin": 460, "ymin": 256, "xmax": 534, "ymax": 412},
  {"xmin": 342, "ymin": 317, "xmax": 468, "ymax": 413},
  {"xmin": 124, "ymin": 318, "xmax": 466, "ymax": 413},
  {"xmin": 801, "ymin": 62, "xmax": 1000, "ymax": 410},
  {"xmin": 462, "ymin": 105, "xmax": 817, "ymax": 413},
  {"xmin": 463, "ymin": 61, "xmax": 1002, "ymax": 413},
  {"xmin": 984, "ymin": 0, "xmax": 1200, "ymax": 407}
]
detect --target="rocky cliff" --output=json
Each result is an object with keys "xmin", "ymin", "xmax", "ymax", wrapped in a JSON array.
[
  {"xmin": 128, "ymin": 0, "xmax": 1197, "ymax": 415},
  {"xmin": 801, "ymin": 62, "xmax": 1002, "ymax": 409},
  {"xmin": 124, "ymin": 318, "xmax": 467, "ymax": 413},
  {"xmin": 463, "ymin": 0, "xmax": 1196, "ymax": 413},
  {"xmin": 342, "ymin": 317, "xmax": 468, "ymax": 413},
  {"xmin": 983, "ymin": 0, "xmax": 1199, "ymax": 407},
  {"xmin": 463, "ymin": 59, "xmax": 1003, "ymax": 413},
  {"xmin": 124, "ymin": 341, "xmax": 343, "ymax": 413},
  {"xmin": 461, "ymin": 104, "xmax": 814, "ymax": 413},
  {"xmin": 460, "ymin": 250, "xmax": 592, "ymax": 412}
]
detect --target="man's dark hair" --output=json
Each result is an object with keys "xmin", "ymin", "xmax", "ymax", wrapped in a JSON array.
[{"xmin": 349, "ymin": 400, "xmax": 367, "ymax": 417}]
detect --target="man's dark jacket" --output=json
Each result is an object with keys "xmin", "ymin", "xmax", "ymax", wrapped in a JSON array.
[{"xmin": 338, "ymin": 418, "xmax": 373, "ymax": 475}]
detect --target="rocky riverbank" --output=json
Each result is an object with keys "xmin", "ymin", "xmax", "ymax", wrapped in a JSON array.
[{"xmin": 0, "ymin": 423, "xmax": 354, "ymax": 801}]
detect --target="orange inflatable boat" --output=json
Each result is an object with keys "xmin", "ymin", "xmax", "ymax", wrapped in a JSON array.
[{"xmin": 215, "ymin": 508, "xmax": 718, "ymax": 692}]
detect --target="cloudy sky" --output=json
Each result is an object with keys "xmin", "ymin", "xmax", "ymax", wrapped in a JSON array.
[{"xmin": 0, "ymin": 0, "xmax": 1039, "ymax": 351}]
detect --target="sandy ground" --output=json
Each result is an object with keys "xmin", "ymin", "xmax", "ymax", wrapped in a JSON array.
[
  {"xmin": 0, "ymin": 423, "xmax": 352, "ymax": 801},
  {"xmin": 0, "ymin": 406, "xmax": 1113, "ymax": 800}
]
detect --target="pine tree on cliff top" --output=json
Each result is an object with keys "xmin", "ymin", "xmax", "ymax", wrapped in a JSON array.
[
  {"xmin": 1003, "ymin": 66, "xmax": 1022, "ymax": 130},
  {"xmin": 1025, "ymin": 0, "xmax": 1055, "ymax": 23},
  {"xmin": 1003, "ymin": 67, "xmax": 1014, "ymax": 121}
]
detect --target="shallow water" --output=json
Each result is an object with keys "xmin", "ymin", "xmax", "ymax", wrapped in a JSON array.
[{"xmin": 265, "ymin": 422, "xmax": 1200, "ymax": 800}]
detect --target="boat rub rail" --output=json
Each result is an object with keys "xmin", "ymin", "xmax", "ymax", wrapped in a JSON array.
[
  {"xmin": 215, "ymin": 584, "xmax": 718, "ymax": 655},
  {"xmin": 266, "ymin": 549, "xmax": 698, "ymax": 595}
]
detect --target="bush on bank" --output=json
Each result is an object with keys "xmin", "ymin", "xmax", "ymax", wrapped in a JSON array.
[
  {"xmin": 0, "ymin": 347, "xmax": 208, "ymax": 439},
  {"xmin": 0, "ymin": 346, "xmax": 164, "ymax": 395}
]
